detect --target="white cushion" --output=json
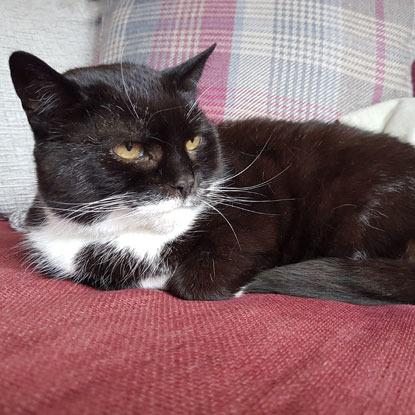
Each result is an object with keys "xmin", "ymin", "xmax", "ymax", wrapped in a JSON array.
[{"xmin": 0, "ymin": 0, "xmax": 102, "ymax": 217}]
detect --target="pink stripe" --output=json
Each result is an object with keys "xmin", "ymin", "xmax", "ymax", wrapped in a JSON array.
[
  {"xmin": 199, "ymin": 86, "xmax": 342, "ymax": 118},
  {"xmin": 372, "ymin": 0, "xmax": 386, "ymax": 104},
  {"xmin": 177, "ymin": 0, "xmax": 204, "ymax": 66},
  {"xmin": 150, "ymin": 1, "xmax": 169, "ymax": 68},
  {"xmin": 163, "ymin": 1, "xmax": 183, "ymax": 68},
  {"xmin": 172, "ymin": 1, "xmax": 192, "ymax": 66},
  {"xmin": 155, "ymin": 1, "xmax": 179, "ymax": 70},
  {"xmin": 235, "ymin": 88, "xmax": 342, "ymax": 117},
  {"xmin": 172, "ymin": 3, "xmax": 187, "ymax": 66},
  {"xmin": 201, "ymin": 91, "xmax": 339, "ymax": 120},
  {"xmin": 152, "ymin": 1, "xmax": 206, "ymax": 69},
  {"xmin": 197, "ymin": 1, "xmax": 238, "ymax": 122},
  {"xmin": 157, "ymin": 5, "xmax": 176, "ymax": 69},
  {"xmin": 201, "ymin": 103, "xmax": 323, "ymax": 123}
]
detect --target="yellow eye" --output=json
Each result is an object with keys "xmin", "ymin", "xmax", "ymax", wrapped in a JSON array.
[
  {"xmin": 113, "ymin": 142, "xmax": 144, "ymax": 160},
  {"xmin": 185, "ymin": 135, "xmax": 201, "ymax": 151}
]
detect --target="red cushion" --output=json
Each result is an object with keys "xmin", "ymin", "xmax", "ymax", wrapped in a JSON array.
[{"xmin": 1, "ymin": 221, "xmax": 414, "ymax": 414}]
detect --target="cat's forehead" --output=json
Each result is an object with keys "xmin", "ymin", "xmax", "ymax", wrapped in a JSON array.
[
  {"xmin": 66, "ymin": 63, "xmax": 192, "ymax": 124},
  {"xmin": 66, "ymin": 63, "xmax": 162, "ymax": 90}
]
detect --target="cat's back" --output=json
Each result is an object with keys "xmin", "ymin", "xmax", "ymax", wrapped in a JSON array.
[
  {"xmin": 217, "ymin": 118, "xmax": 415, "ymax": 260},
  {"xmin": 218, "ymin": 118, "xmax": 415, "ymax": 180}
]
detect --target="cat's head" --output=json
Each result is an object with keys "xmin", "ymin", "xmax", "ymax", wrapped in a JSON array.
[{"xmin": 9, "ymin": 45, "xmax": 224, "ymax": 235}]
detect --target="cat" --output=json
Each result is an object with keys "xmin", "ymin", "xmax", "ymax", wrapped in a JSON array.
[{"xmin": 9, "ymin": 45, "xmax": 415, "ymax": 305}]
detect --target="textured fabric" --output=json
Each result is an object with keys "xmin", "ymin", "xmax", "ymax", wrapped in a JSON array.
[
  {"xmin": 1, "ymin": 222, "xmax": 415, "ymax": 414},
  {"xmin": 0, "ymin": 0, "xmax": 102, "ymax": 218},
  {"xmin": 8, "ymin": 208, "xmax": 28, "ymax": 233},
  {"xmin": 98, "ymin": 0, "xmax": 415, "ymax": 124},
  {"xmin": 4, "ymin": 4, "xmax": 415, "ymax": 413}
]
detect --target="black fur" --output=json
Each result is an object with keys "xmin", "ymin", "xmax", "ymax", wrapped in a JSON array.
[{"xmin": 9, "ymin": 46, "xmax": 415, "ymax": 304}]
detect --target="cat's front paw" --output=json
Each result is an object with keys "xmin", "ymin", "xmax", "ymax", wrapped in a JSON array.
[
  {"xmin": 166, "ymin": 246, "xmax": 247, "ymax": 301},
  {"xmin": 167, "ymin": 280, "xmax": 234, "ymax": 301}
]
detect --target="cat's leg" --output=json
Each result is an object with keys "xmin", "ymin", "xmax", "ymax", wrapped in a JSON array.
[
  {"xmin": 166, "ymin": 222, "xmax": 275, "ymax": 301},
  {"xmin": 74, "ymin": 242, "xmax": 147, "ymax": 290},
  {"xmin": 166, "ymin": 241, "xmax": 258, "ymax": 301}
]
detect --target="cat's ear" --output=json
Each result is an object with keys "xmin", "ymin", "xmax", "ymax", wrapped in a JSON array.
[
  {"xmin": 163, "ymin": 43, "xmax": 216, "ymax": 93},
  {"xmin": 9, "ymin": 51, "xmax": 84, "ymax": 122}
]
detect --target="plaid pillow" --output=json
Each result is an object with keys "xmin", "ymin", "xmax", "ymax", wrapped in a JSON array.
[{"xmin": 97, "ymin": 0, "xmax": 415, "ymax": 123}]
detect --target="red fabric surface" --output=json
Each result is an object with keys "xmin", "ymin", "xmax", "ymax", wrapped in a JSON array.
[{"xmin": 1, "ymin": 221, "xmax": 415, "ymax": 415}]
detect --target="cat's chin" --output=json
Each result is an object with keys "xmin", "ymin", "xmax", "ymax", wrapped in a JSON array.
[
  {"xmin": 76, "ymin": 196, "xmax": 204, "ymax": 239},
  {"xmin": 127, "ymin": 197, "xmax": 203, "ymax": 237},
  {"xmin": 136, "ymin": 197, "xmax": 198, "ymax": 214}
]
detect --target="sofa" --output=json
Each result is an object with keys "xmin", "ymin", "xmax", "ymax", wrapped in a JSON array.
[{"xmin": 1, "ymin": 1, "xmax": 415, "ymax": 414}]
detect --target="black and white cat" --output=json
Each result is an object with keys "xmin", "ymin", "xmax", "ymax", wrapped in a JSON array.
[{"xmin": 9, "ymin": 45, "xmax": 415, "ymax": 304}]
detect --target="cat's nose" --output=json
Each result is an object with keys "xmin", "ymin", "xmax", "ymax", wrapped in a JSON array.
[{"xmin": 171, "ymin": 175, "xmax": 195, "ymax": 198}]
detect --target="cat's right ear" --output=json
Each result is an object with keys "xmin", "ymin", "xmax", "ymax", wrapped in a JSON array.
[
  {"xmin": 162, "ymin": 44, "xmax": 216, "ymax": 94},
  {"xmin": 9, "ymin": 51, "xmax": 84, "ymax": 125}
]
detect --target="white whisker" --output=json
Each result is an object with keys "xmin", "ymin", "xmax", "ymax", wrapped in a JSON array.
[
  {"xmin": 214, "ymin": 135, "xmax": 274, "ymax": 185},
  {"xmin": 146, "ymin": 105, "xmax": 186, "ymax": 126},
  {"xmin": 186, "ymin": 78, "xmax": 222, "ymax": 122},
  {"xmin": 120, "ymin": 45, "xmax": 141, "ymax": 122},
  {"xmin": 215, "ymin": 201, "xmax": 280, "ymax": 216},
  {"xmin": 200, "ymin": 199, "xmax": 241, "ymax": 251}
]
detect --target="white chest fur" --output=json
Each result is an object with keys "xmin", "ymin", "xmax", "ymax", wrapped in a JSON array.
[{"xmin": 26, "ymin": 200, "xmax": 203, "ymax": 289}]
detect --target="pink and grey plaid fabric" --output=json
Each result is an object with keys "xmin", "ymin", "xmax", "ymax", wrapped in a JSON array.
[{"xmin": 98, "ymin": 0, "xmax": 415, "ymax": 122}]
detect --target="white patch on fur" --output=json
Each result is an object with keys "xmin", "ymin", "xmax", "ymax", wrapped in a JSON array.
[
  {"xmin": 234, "ymin": 284, "xmax": 248, "ymax": 298},
  {"xmin": 358, "ymin": 180, "xmax": 407, "ymax": 231},
  {"xmin": 26, "ymin": 198, "xmax": 204, "ymax": 287},
  {"xmin": 376, "ymin": 181, "xmax": 405, "ymax": 194},
  {"xmin": 27, "ymin": 229, "xmax": 87, "ymax": 275},
  {"xmin": 359, "ymin": 180, "xmax": 407, "ymax": 231},
  {"xmin": 138, "ymin": 274, "xmax": 170, "ymax": 289},
  {"xmin": 351, "ymin": 250, "xmax": 368, "ymax": 261},
  {"xmin": 359, "ymin": 198, "xmax": 381, "ymax": 228}
]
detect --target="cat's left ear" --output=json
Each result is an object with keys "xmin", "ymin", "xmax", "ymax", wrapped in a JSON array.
[
  {"xmin": 9, "ymin": 51, "xmax": 85, "ymax": 119},
  {"xmin": 163, "ymin": 44, "xmax": 216, "ymax": 93}
]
